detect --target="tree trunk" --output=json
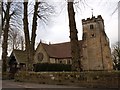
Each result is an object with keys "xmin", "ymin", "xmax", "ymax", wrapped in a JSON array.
[
  {"xmin": 23, "ymin": 0, "xmax": 40, "ymax": 71},
  {"xmin": 30, "ymin": 0, "xmax": 39, "ymax": 67},
  {"xmin": 23, "ymin": 1, "xmax": 31, "ymax": 70},
  {"xmin": 67, "ymin": 1, "xmax": 82, "ymax": 71},
  {"xmin": 0, "ymin": 2, "xmax": 2, "ymax": 39},
  {"xmin": 2, "ymin": 1, "xmax": 11, "ymax": 73},
  {"xmin": 21, "ymin": 36, "xmax": 24, "ymax": 51}
]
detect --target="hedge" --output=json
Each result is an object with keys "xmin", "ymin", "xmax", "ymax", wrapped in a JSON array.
[{"xmin": 33, "ymin": 63, "xmax": 72, "ymax": 72}]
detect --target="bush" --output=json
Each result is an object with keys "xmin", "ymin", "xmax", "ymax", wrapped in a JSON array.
[
  {"xmin": 2, "ymin": 72, "xmax": 10, "ymax": 80},
  {"xmin": 33, "ymin": 63, "xmax": 72, "ymax": 72},
  {"xmin": 117, "ymin": 63, "xmax": 120, "ymax": 70}
]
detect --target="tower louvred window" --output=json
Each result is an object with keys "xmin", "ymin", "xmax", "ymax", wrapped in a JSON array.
[{"xmin": 90, "ymin": 24, "xmax": 94, "ymax": 29}]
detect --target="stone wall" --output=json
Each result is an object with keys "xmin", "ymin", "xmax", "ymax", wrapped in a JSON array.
[
  {"xmin": 34, "ymin": 44, "xmax": 49, "ymax": 63},
  {"xmin": 82, "ymin": 15, "xmax": 113, "ymax": 70},
  {"xmin": 15, "ymin": 71, "xmax": 120, "ymax": 88}
]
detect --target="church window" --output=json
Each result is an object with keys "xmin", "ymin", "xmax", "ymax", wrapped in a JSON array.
[
  {"xmin": 55, "ymin": 59, "xmax": 58, "ymax": 63},
  {"xmin": 92, "ymin": 34, "xmax": 94, "ymax": 37},
  {"xmin": 90, "ymin": 24, "xmax": 94, "ymax": 29},
  {"xmin": 67, "ymin": 59, "xmax": 71, "ymax": 64},
  {"xmin": 60, "ymin": 61, "xmax": 62, "ymax": 64}
]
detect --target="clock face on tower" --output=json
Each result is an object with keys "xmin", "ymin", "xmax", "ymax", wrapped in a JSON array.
[{"xmin": 37, "ymin": 52, "xmax": 44, "ymax": 61}]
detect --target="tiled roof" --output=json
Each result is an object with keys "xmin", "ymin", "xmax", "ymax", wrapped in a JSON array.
[
  {"xmin": 12, "ymin": 40, "xmax": 83, "ymax": 63},
  {"xmin": 13, "ymin": 50, "xmax": 27, "ymax": 64},
  {"xmin": 40, "ymin": 40, "xmax": 83, "ymax": 59}
]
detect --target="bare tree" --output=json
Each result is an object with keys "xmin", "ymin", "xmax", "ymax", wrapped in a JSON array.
[
  {"xmin": 29, "ymin": 0, "xmax": 40, "ymax": 70},
  {"xmin": 8, "ymin": 1, "xmax": 23, "ymax": 51},
  {"xmin": 2, "ymin": 1, "xmax": 12, "ymax": 72},
  {"xmin": 23, "ymin": 0, "xmax": 42, "ymax": 70},
  {"xmin": 2, "ymin": 0, "xmax": 23, "ymax": 72},
  {"xmin": 23, "ymin": 0, "xmax": 54, "ymax": 70},
  {"xmin": 112, "ymin": 42, "xmax": 120, "ymax": 70},
  {"xmin": 20, "ymin": 36, "xmax": 25, "ymax": 51},
  {"xmin": 67, "ymin": 0, "xmax": 82, "ymax": 71},
  {"xmin": 23, "ymin": 0, "xmax": 31, "ymax": 70},
  {"xmin": 8, "ymin": 29, "xmax": 24, "ymax": 50},
  {"xmin": 0, "ymin": 1, "xmax": 2, "ymax": 39}
]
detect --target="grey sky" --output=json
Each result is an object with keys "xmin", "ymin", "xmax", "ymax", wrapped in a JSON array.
[
  {"xmin": 0, "ymin": 0, "xmax": 119, "ymax": 59},
  {"xmin": 118, "ymin": 1, "xmax": 120, "ymax": 38},
  {"xmin": 35, "ymin": 0, "xmax": 119, "ymax": 47}
]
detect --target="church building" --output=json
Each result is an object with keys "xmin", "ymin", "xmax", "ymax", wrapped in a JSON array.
[{"xmin": 34, "ymin": 15, "xmax": 113, "ymax": 71}]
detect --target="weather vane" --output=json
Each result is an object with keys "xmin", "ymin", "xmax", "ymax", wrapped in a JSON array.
[{"xmin": 91, "ymin": 8, "xmax": 93, "ymax": 17}]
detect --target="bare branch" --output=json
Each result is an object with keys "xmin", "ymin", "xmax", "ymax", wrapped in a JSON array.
[{"xmin": 37, "ymin": 1, "xmax": 55, "ymax": 25}]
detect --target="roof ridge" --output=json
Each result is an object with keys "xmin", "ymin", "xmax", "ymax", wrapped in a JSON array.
[
  {"xmin": 13, "ymin": 49, "xmax": 25, "ymax": 53},
  {"xmin": 50, "ymin": 40, "xmax": 83, "ymax": 45}
]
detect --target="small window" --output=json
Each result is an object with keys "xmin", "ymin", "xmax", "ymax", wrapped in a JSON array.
[
  {"xmin": 91, "ymin": 34, "xmax": 95, "ymax": 37},
  {"xmin": 67, "ymin": 59, "xmax": 71, "ymax": 64},
  {"xmin": 90, "ymin": 24, "xmax": 94, "ymax": 29},
  {"xmin": 90, "ymin": 33, "xmax": 95, "ymax": 38}
]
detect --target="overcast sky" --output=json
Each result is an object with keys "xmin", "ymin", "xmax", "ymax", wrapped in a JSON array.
[
  {"xmin": 0, "ymin": 0, "xmax": 119, "ymax": 59},
  {"xmin": 35, "ymin": 0, "xmax": 119, "ymax": 47}
]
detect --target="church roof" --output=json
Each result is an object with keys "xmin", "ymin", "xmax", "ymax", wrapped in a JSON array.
[
  {"xmin": 39, "ymin": 40, "xmax": 83, "ymax": 59},
  {"xmin": 10, "ymin": 40, "xmax": 83, "ymax": 64},
  {"xmin": 12, "ymin": 49, "xmax": 27, "ymax": 64}
]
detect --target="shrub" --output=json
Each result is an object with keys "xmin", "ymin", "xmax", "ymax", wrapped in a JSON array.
[
  {"xmin": 2, "ymin": 72, "xmax": 10, "ymax": 80},
  {"xmin": 33, "ymin": 63, "xmax": 72, "ymax": 72}
]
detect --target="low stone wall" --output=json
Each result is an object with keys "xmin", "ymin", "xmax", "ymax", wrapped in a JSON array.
[{"xmin": 15, "ymin": 71, "xmax": 120, "ymax": 88}]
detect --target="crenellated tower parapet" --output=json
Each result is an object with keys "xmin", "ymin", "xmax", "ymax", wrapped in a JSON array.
[{"xmin": 82, "ymin": 15, "xmax": 103, "ymax": 25}]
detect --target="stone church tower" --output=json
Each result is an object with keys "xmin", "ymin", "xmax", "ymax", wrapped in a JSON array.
[{"xmin": 81, "ymin": 15, "xmax": 113, "ymax": 71}]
